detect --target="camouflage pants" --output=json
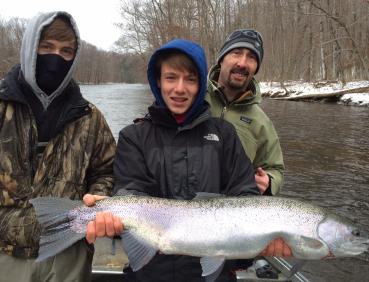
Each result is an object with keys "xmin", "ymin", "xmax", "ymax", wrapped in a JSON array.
[{"xmin": 0, "ymin": 240, "xmax": 93, "ymax": 282}]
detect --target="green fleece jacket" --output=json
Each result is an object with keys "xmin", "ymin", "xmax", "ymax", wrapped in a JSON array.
[{"xmin": 206, "ymin": 65, "xmax": 284, "ymax": 195}]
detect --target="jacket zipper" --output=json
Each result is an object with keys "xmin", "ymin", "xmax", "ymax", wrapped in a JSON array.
[
  {"xmin": 221, "ymin": 106, "xmax": 227, "ymax": 119},
  {"xmin": 26, "ymin": 106, "xmax": 38, "ymax": 179},
  {"xmin": 185, "ymin": 149, "xmax": 189, "ymax": 193}
]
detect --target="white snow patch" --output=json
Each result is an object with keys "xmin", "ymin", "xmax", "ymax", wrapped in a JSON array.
[{"xmin": 260, "ymin": 80, "xmax": 369, "ymax": 106}]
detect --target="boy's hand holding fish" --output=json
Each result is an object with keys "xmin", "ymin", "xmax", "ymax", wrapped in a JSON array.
[{"xmin": 83, "ymin": 194, "xmax": 123, "ymax": 244}]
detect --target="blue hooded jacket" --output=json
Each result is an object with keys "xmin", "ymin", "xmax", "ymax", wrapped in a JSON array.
[{"xmin": 147, "ymin": 39, "xmax": 208, "ymax": 125}]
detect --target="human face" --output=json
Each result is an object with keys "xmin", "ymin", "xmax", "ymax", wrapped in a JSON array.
[
  {"xmin": 38, "ymin": 39, "xmax": 76, "ymax": 61},
  {"xmin": 218, "ymin": 48, "xmax": 258, "ymax": 100},
  {"xmin": 158, "ymin": 63, "xmax": 199, "ymax": 115}
]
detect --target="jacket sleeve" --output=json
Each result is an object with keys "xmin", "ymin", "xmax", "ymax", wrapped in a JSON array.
[
  {"xmin": 113, "ymin": 125, "xmax": 157, "ymax": 196},
  {"xmin": 254, "ymin": 120, "xmax": 285, "ymax": 195},
  {"xmin": 0, "ymin": 206, "xmax": 41, "ymax": 250},
  {"xmin": 219, "ymin": 121, "xmax": 260, "ymax": 196},
  {"xmin": 85, "ymin": 108, "xmax": 116, "ymax": 196}
]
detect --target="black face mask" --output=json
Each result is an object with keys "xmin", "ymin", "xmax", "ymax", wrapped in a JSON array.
[{"xmin": 36, "ymin": 54, "xmax": 73, "ymax": 95}]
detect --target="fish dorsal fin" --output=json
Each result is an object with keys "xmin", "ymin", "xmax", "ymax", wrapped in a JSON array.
[
  {"xmin": 194, "ymin": 192, "xmax": 225, "ymax": 200},
  {"xmin": 200, "ymin": 256, "xmax": 225, "ymax": 281},
  {"xmin": 121, "ymin": 230, "xmax": 158, "ymax": 271}
]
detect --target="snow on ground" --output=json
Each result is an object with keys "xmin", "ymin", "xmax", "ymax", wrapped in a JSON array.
[
  {"xmin": 259, "ymin": 80, "xmax": 369, "ymax": 106},
  {"xmin": 340, "ymin": 93, "xmax": 369, "ymax": 106}
]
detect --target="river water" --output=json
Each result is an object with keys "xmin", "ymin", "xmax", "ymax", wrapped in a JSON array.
[{"xmin": 82, "ymin": 84, "xmax": 369, "ymax": 282}]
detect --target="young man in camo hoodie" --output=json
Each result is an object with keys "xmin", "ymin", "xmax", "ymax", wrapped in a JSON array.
[{"xmin": 0, "ymin": 11, "xmax": 115, "ymax": 282}]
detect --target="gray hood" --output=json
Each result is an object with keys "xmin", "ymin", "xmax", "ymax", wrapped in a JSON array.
[{"xmin": 20, "ymin": 11, "xmax": 81, "ymax": 109}]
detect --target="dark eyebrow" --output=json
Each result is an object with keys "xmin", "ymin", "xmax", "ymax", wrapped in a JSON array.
[
  {"xmin": 247, "ymin": 51, "xmax": 257, "ymax": 58},
  {"xmin": 39, "ymin": 41, "xmax": 52, "ymax": 46},
  {"xmin": 62, "ymin": 46, "xmax": 75, "ymax": 51},
  {"xmin": 162, "ymin": 71, "xmax": 177, "ymax": 75}
]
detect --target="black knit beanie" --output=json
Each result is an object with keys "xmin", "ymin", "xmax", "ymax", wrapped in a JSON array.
[{"xmin": 217, "ymin": 29, "xmax": 264, "ymax": 74}]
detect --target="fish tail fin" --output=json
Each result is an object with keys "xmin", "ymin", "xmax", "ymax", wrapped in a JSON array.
[{"xmin": 30, "ymin": 197, "xmax": 85, "ymax": 261}]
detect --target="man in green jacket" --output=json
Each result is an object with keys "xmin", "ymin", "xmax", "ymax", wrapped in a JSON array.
[
  {"xmin": 0, "ymin": 11, "xmax": 116, "ymax": 282},
  {"xmin": 206, "ymin": 29, "xmax": 284, "ymax": 195}
]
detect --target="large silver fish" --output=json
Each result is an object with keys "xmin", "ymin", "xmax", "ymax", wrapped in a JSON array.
[{"xmin": 31, "ymin": 195, "xmax": 369, "ymax": 281}]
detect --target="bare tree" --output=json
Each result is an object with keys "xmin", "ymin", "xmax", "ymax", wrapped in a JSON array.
[
  {"xmin": 0, "ymin": 17, "xmax": 27, "ymax": 76},
  {"xmin": 114, "ymin": 0, "xmax": 369, "ymax": 82},
  {"xmin": 0, "ymin": 16, "xmax": 130, "ymax": 83},
  {"xmin": 2, "ymin": 1, "xmax": 368, "ymax": 83}
]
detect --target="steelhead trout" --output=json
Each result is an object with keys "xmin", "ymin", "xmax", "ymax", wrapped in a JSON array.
[{"xmin": 31, "ymin": 195, "xmax": 369, "ymax": 281}]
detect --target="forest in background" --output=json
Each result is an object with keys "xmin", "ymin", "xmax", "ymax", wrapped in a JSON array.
[{"xmin": 1, "ymin": 0, "xmax": 368, "ymax": 84}]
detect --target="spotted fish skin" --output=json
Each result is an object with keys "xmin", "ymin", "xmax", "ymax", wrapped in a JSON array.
[{"xmin": 31, "ymin": 195, "xmax": 369, "ymax": 279}]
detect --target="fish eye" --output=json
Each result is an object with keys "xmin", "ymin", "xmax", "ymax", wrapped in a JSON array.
[{"xmin": 351, "ymin": 229, "xmax": 360, "ymax": 237}]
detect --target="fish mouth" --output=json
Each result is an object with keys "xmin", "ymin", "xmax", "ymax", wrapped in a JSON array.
[{"xmin": 340, "ymin": 238, "xmax": 369, "ymax": 255}]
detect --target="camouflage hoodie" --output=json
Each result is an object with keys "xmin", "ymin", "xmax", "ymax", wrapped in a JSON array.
[{"xmin": 0, "ymin": 11, "xmax": 116, "ymax": 257}]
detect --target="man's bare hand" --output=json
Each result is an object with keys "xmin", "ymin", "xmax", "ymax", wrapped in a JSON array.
[
  {"xmin": 255, "ymin": 167, "xmax": 269, "ymax": 194},
  {"xmin": 83, "ymin": 194, "xmax": 107, "ymax": 207}
]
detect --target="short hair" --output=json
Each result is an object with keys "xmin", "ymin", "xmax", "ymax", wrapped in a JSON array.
[
  {"xmin": 155, "ymin": 50, "xmax": 198, "ymax": 80},
  {"xmin": 40, "ymin": 16, "xmax": 76, "ymax": 47}
]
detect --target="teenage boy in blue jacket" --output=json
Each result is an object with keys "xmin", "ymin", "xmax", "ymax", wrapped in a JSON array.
[{"xmin": 84, "ymin": 39, "xmax": 291, "ymax": 281}]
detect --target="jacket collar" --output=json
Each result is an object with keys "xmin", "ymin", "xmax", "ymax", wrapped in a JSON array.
[
  {"xmin": 1, "ymin": 65, "xmax": 88, "ymax": 107},
  {"xmin": 147, "ymin": 102, "xmax": 211, "ymax": 131},
  {"xmin": 0, "ymin": 65, "xmax": 28, "ymax": 104},
  {"xmin": 1, "ymin": 64, "xmax": 91, "ymax": 123}
]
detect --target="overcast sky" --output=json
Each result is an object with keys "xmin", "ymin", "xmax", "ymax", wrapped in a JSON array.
[{"xmin": 1, "ymin": 0, "xmax": 122, "ymax": 51}]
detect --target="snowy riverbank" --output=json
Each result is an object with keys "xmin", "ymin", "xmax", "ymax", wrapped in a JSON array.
[{"xmin": 260, "ymin": 80, "xmax": 369, "ymax": 107}]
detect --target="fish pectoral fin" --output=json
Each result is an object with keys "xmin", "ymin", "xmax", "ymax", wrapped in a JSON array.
[
  {"xmin": 299, "ymin": 235, "xmax": 324, "ymax": 249},
  {"xmin": 121, "ymin": 230, "xmax": 158, "ymax": 271},
  {"xmin": 200, "ymin": 256, "xmax": 225, "ymax": 282},
  {"xmin": 291, "ymin": 236, "xmax": 329, "ymax": 259}
]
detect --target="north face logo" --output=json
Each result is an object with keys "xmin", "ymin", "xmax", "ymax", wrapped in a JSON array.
[{"xmin": 203, "ymin": 133, "xmax": 219, "ymax": 141}]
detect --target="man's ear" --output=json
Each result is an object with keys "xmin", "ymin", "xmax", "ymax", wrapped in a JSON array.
[{"xmin": 157, "ymin": 79, "xmax": 161, "ymax": 88}]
